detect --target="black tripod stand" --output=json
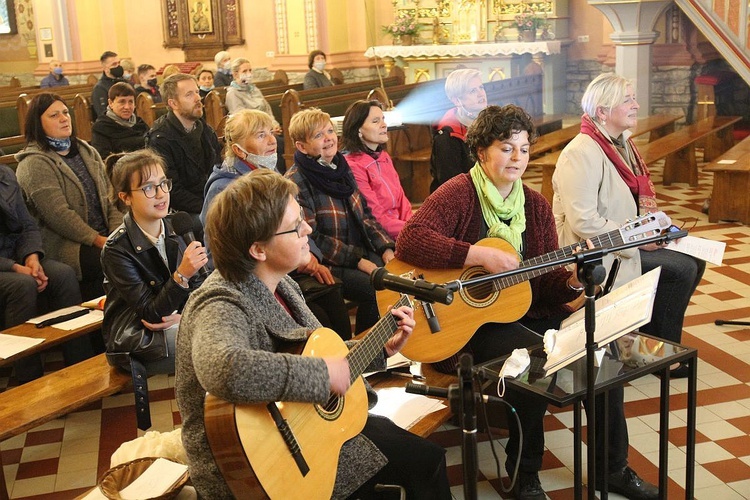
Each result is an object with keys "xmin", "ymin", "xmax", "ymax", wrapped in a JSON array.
[{"xmin": 715, "ymin": 319, "xmax": 750, "ymax": 326}]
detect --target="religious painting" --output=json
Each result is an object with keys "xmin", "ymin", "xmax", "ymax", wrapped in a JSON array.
[
  {"xmin": 188, "ymin": 0, "xmax": 213, "ymax": 34},
  {"xmin": 0, "ymin": 0, "xmax": 18, "ymax": 35}
]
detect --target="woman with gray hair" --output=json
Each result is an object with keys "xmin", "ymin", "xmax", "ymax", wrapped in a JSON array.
[
  {"xmin": 225, "ymin": 57, "xmax": 286, "ymax": 171},
  {"xmin": 429, "ymin": 68, "xmax": 488, "ymax": 192},
  {"xmin": 213, "ymin": 50, "xmax": 232, "ymax": 87},
  {"xmin": 552, "ymin": 73, "xmax": 704, "ymax": 378}
]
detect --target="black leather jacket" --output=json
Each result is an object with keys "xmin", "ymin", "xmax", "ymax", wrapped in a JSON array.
[{"xmin": 101, "ymin": 212, "xmax": 204, "ymax": 359}]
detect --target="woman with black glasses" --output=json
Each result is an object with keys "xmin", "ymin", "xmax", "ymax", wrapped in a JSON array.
[{"xmin": 101, "ymin": 150, "xmax": 207, "ymax": 427}]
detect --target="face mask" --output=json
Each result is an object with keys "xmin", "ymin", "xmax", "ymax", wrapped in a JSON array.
[
  {"xmin": 124, "ymin": 72, "xmax": 132, "ymax": 80},
  {"xmin": 240, "ymin": 73, "xmax": 253, "ymax": 85},
  {"xmin": 46, "ymin": 136, "xmax": 72, "ymax": 152},
  {"xmin": 110, "ymin": 65, "xmax": 124, "ymax": 78},
  {"xmin": 199, "ymin": 85, "xmax": 214, "ymax": 92},
  {"xmin": 53, "ymin": 67, "xmax": 64, "ymax": 76},
  {"xmin": 495, "ymin": 348, "xmax": 530, "ymax": 397},
  {"xmin": 147, "ymin": 78, "xmax": 158, "ymax": 87},
  {"xmin": 237, "ymin": 144, "xmax": 278, "ymax": 170},
  {"xmin": 313, "ymin": 61, "xmax": 326, "ymax": 72},
  {"xmin": 222, "ymin": 62, "xmax": 232, "ymax": 72}
]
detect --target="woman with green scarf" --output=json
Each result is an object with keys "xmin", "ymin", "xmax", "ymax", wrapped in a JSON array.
[{"xmin": 395, "ymin": 104, "xmax": 658, "ymax": 500}]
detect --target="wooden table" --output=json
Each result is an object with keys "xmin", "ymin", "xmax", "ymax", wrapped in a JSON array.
[
  {"xmin": 0, "ymin": 313, "xmax": 102, "ymax": 367},
  {"xmin": 367, "ymin": 363, "xmax": 456, "ymax": 438}
]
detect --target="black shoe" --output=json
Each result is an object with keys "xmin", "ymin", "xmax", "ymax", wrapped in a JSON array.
[
  {"xmin": 513, "ymin": 470, "xmax": 546, "ymax": 500},
  {"xmin": 656, "ymin": 362, "xmax": 690, "ymax": 379},
  {"xmin": 599, "ymin": 466, "xmax": 658, "ymax": 500}
]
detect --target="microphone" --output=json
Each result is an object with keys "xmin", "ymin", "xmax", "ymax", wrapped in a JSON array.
[
  {"xmin": 370, "ymin": 267, "xmax": 453, "ymax": 305},
  {"xmin": 405, "ymin": 382, "xmax": 448, "ymax": 398},
  {"xmin": 171, "ymin": 212, "xmax": 210, "ymax": 278}
]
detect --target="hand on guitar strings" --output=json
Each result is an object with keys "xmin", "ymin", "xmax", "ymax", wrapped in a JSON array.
[
  {"xmin": 324, "ymin": 357, "xmax": 351, "ymax": 396},
  {"xmin": 568, "ymin": 239, "xmax": 596, "ymax": 290},
  {"xmin": 384, "ymin": 305, "xmax": 416, "ymax": 358}
]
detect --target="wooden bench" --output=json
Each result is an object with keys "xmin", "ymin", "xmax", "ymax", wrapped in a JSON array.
[
  {"xmin": 703, "ymin": 135, "xmax": 750, "ymax": 224},
  {"xmin": 0, "ymin": 353, "xmax": 130, "ymax": 500}
]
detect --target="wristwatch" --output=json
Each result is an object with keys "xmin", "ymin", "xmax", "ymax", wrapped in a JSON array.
[{"xmin": 174, "ymin": 270, "xmax": 190, "ymax": 289}]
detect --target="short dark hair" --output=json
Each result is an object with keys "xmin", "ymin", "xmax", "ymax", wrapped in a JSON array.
[
  {"xmin": 100, "ymin": 51, "xmax": 117, "ymax": 63},
  {"xmin": 137, "ymin": 64, "xmax": 155, "ymax": 77},
  {"xmin": 465, "ymin": 105, "xmax": 537, "ymax": 162},
  {"xmin": 24, "ymin": 93, "xmax": 77, "ymax": 151},
  {"xmin": 307, "ymin": 50, "xmax": 326, "ymax": 69},
  {"xmin": 206, "ymin": 169, "xmax": 298, "ymax": 282},
  {"xmin": 108, "ymin": 82, "xmax": 136, "ymax": 100},
  {"xmin": 198, "ymin": 69, "xmax": 214, "ymax": 79},
  {"xmin": 341, "ymin": 100, "xmax": 384, "ymax": 153}
]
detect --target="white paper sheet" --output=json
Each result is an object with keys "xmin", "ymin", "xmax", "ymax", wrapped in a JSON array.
[
  {"xmin": 665, "ymin": 235, "xmax": 725, "ymax": 266},
  {"xmin": 0, "ymin": 333, "xmax": 44, "ymax": 359},
  {"xmin": 717, "ymin": 159, "xmax": 736, "ymax": 164},
  {"xmin": 118, "ymin": 458, "xmax": 188, "ymax": 499},
  {"xmin": 27, "ymin": 305, "xmax": 86, "ymax": 324},
  {"xmin": 371, "ymin": 387, "xmax": 447, "ymax": 430},
  {"xmin": 543, "ymin": 268, "xmax": 661, "ymax": 375}
]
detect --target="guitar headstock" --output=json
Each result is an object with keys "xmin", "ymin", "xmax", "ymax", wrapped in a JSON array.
[{"xmin": 620, "ymin": 211, "xmax": 672, "ymax": 243}]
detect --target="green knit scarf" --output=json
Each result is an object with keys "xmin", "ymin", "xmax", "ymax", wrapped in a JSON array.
[{"xmin": 470, "ymin": 164, "xmax": 526, "ymax": 253}]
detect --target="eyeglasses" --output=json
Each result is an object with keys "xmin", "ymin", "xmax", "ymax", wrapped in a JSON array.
[
  {"xmin": 274, "ymin": 209, "xmax": 307, "ymax": 238},
  {"xmin": 132, "ymin": 179, "xmax": 173, "ymax": 198}
]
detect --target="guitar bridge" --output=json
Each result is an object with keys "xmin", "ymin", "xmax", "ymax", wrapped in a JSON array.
[{"xmin": 266, "ymin": 402, "xmax": 309, "ymax": 476}]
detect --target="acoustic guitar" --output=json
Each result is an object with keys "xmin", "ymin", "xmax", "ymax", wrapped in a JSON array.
[
  {"xmin": 204, "ymin": 294, "xmax": 411, "ymax": 499},
  {"xmin": 377, "ymin": 212, "xmax": 672, "ymax": 363}
]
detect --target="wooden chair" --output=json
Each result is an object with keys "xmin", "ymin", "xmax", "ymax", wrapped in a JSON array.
[{"xmin": 72, "ymin": 93, "xmax": 94, "ymax": 142}]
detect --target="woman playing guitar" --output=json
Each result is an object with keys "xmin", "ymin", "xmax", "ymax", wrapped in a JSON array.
[
  {"xmin": 395, "ymin": 105, "xmax": 658, "ymax": 500},
  {"xmin": 175, "ymin": 170, "xmax": 450, "ymax": 499}
]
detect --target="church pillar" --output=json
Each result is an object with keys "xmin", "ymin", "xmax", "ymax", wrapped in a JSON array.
[{"xmin": 588, "ymin": 0, "xmax": 671, "ymax": 113}]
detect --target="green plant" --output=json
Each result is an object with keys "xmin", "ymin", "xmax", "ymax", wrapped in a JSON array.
[
  {"xmin": 513, "ymin": 12, "xmax": 545, "ymax": 32},
  {"xmin": 382, "ymin": 10, "xmax": 422, "ymax": 37}
]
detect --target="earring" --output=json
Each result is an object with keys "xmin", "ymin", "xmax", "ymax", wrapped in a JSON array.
[{"xmin": 358, "ymin": 131, "xmax": 363, "ymax": 139}]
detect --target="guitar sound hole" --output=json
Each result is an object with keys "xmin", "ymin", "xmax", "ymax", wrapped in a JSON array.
[
  {"xmin": 315, "ymin": 393, "xmax": 344, "ymax": 421},
  {"xmin": 459, "ymin": 267, "xmax": 500, "ymax": 308}
]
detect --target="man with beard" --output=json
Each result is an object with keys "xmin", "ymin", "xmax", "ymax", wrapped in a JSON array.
[{"xmin": 146, "ymin": 73, "xmax": 222, "ymax": 236}]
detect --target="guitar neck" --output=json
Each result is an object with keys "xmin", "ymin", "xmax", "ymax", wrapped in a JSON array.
[
  {"xmin": 492, "ymin": 228, "xmax": 625, "ymax": 291},
  {"xmin": 346, "ymin": 295, "xmax": 410, "ymax": 382}
]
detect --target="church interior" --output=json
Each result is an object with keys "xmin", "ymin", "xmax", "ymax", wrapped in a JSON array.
[{"xmin": 1, "ymin": 0, "xmax": 750, "ymax": 498}]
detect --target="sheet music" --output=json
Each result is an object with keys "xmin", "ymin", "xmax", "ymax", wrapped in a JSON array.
[
  {"xmin": 371, "ymin": 387, "xmax": 446, "ymax": 430},
  {"xmin": 665, "ymin": 235, "xmax": 725, "ymax": 266},
  {"xmin": 544, "ymin": 268, "xmax": 661, "ymax": 375},
  {"xmin": 0, "ymin": 333, "xmax": 44, "ymax": 360}
]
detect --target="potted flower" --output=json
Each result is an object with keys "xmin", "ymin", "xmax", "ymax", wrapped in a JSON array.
[
  {"xmin": 513, "ymin": 12, "xmax": 545, "ymax": 42},
  {"xmin": 382, "ymin": 10, "xmax": 422, "ymax": 45}
]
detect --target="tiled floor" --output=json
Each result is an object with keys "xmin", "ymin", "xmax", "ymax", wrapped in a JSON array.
[{"xmin": 2, "ymin": 152, "xmax": 750, "ymax": 499}]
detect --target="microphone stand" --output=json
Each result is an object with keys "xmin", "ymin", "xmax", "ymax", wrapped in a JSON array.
[
  {"xmin": 438, "ymin": 228, "xmax": 687, "ymax": 499},
  {"xmin": 458, "ymin": 354, "xmax": 478, "ymax": 500}
]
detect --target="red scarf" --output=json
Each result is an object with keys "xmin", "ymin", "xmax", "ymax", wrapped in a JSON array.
[
  {"xmin": 435, "ymin": 108, "xmax": 468, "ymax": 141},
  {"xmin": 580, "ymin": 114, "xmax": 657, "ymax": 213}
]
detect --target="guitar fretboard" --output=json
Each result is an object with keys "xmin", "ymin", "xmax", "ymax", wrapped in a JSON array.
[
  {"xmin": 481, "ymin": 229, "xmax": 625, "ymax": 293},
  {"xmin": 346, "ymin": 295, "xmax": 411, "ymax": 382}
]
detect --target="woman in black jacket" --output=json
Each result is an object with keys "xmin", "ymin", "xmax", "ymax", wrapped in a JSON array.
[
  {"xmin": 91, "ymin": 82, "xmax": 149, "ymax": 160},
  {"xmin": 101, "ymin": 150, "xmax": 207, "ymax": 427}
]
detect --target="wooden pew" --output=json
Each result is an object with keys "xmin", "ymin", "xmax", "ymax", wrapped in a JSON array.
[
  {"xmin": 703, "ymin": 135, "xmax": 750, "ymax": 224},
  {"xmin": 0, "ymin": 135, "xmax": 26, "ymax": 170},
  {"xmin": 530, "ymin": 113, "xmax": 689, "ymax": 201},
  {"xmin": 0, "ymin": 354, "xmax": 130, "ymax": 500},
  {"xmin": 72, "ymin": 94, "xmax": 95, "ymax": 142},
  {"xmin": 135, "ymin": 92, "xmax": 167, "ymax": 127}
]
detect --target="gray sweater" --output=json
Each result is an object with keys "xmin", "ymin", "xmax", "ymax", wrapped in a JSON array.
[
  {"xmin": 175, "ymin": 271, "xmax": 387, "ymax": 499},
  {"xmin": 15, "ymin": 141, "xmax": 122, "ymax": 279}
]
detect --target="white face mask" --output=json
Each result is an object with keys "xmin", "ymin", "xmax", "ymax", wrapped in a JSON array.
[
  {"xmin": 236, "ymin": 144, "xmax": 278, "ymax": 170},
  {"xmin": 240, "ymin": 73, "xmax": 253, "ymax": 85},
  {"xmin": 495, "ymin": 348, "xmax": 530, "ymax": 397},
  {"xmin": 313, "ymin": 61, "xmax": 326, "ymax": 72}
]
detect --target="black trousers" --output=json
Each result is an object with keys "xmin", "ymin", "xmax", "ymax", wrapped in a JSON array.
[
  {"xmin": 349, "ymin": 416, "xmax": 451, "ymax": 500},
  {"xmin": 470, "ymin": 318, "xmax": 629, "ymax": 475}
]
